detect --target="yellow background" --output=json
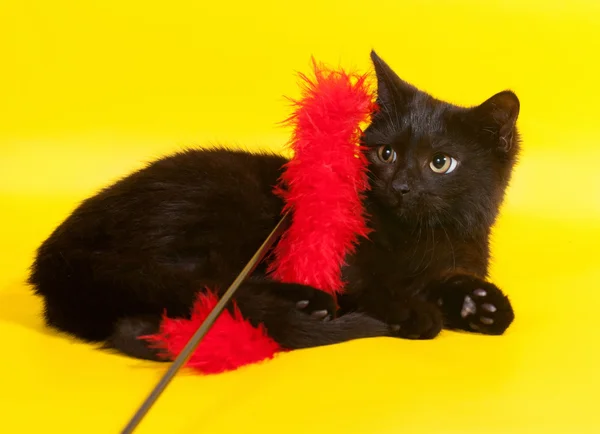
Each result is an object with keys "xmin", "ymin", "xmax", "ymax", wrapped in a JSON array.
[{"xmin": 1, "ymin": 0, "xmax": 599, "ymax": 432}]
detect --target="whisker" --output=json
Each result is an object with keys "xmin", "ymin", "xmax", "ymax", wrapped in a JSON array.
[
  {"xmin": 408, "ymin": 213, "xmax": 427, "ymax": 275},
  {"xmin": 422, "ymin": 212, "xmax": 437, "ymax": 272},
  {"xmin": 436, "ymin": 215, "xmax": 456, "ymax": 271}
]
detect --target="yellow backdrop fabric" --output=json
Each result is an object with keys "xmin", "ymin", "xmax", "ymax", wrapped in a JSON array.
[{"xmin": 1, "ymin": 1, "xmax": 599, "ymax": 432}]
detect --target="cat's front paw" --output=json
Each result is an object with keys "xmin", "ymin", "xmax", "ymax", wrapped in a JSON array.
[
  {"xmin": 388, "ymin": 299, "xmax": 443, "ymax": 340},
  {"xmin": 280, "ymin": 284, "xmax": 338, "ymax": 321},
  {"xmin": 438, "ymin": 276, "xmax": 514, "ymax": 335},
  {"xmin": 233, "ymin": 280, "xmax": 338, "ymax": 324}
]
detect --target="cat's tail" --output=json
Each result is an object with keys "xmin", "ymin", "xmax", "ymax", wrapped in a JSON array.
[
  {"xmin": 106, "ymin": 315, "xmax": 166, "ymax": 361},
  {"xmin": 106, "ymin": 311, "xmax": 392, "ymax": 362},
  {"xmin": 271, "ymin": 310, "xmax": 392, "ymax": 350}
]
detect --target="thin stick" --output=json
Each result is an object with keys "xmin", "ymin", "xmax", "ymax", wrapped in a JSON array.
[{"xmin": 120, "ymin": 212, "xmax": 291, "ymax": 434}]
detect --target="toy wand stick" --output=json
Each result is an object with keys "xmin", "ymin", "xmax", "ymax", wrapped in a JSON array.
[
  {"xmin": 120, "ymin": 61, "xmax": 374, "ymax": 433},
  {"xmin": 120, "ymin": 212, "xmax": 291, "ymax": 434}
]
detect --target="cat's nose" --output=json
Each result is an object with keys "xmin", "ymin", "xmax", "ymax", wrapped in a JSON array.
[{"xmin": 393, "ymin": 181, "xmax": 411, "ymax": 195}]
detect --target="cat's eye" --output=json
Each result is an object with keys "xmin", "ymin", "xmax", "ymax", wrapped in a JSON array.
[
  {"xmin": 429, "ymin": 153, "xmax": 458, "ymax": 174},
  {"xmin": 377, "ymin": 145, "xmax": 397, "ymax": 164}
]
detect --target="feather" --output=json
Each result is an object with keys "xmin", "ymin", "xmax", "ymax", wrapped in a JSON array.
[
  {"xmin": 143, "ymin": 60, "xmax": 375, "ymax": 374},
  {"xmin": 269, "ymin": 60, "xmax": 374, "ymax": 294}
]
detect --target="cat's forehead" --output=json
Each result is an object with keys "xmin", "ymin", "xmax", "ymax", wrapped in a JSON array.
[
  {"xmin": 365, "ymin": 91, "xmax": 462, "ymax": 147},
  {"xmin": 401, "ymin": 92, "xmax": 450, "ymax": 137}
]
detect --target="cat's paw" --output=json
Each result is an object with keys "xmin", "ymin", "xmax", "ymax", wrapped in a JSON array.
[
  {"xmin": 439, "ymin": 276, "xmax": 514, "ymax": 335},
  {"xmin": 231, "ymin": 281, "xmax": 338, "ymax": 323},
  {"xmin": 388, "ymin": 299, "xmax": 443, "ymax": 340},
  {"xmin": 280, "ymin": 284, "xmax": 338, "ymax": 321}
]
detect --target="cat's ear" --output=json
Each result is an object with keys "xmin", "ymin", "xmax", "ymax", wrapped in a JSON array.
[
  {"xmin": 370, "ymin": 50, "xmax": 415, "ymax": 108},
  {"xmin": 471, "ymin": 91, "xmax": 520, "ymax": 152}
]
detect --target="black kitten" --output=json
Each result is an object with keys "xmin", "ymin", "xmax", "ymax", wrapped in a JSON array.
[{"xmin": 29, "ymin": 51, "xmax": 519, "ymax": 361}]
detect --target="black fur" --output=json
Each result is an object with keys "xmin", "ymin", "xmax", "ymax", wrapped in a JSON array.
[{"xmin": 29, "ymin": 51, "xmax": 519, "ymax": 360}]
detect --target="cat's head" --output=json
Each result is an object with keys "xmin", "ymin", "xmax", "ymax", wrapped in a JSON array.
[{"xmin": 363, "ymin": 51, "xmax": 520, "ymax": 233}]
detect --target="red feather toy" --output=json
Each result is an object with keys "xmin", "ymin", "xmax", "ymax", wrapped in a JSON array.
[{"xmin": 142, "ymin": 61, "xmax": 375, "ymax": 374}]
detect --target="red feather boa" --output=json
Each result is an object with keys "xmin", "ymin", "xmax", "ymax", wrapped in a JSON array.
[
  {"xmin": 269, "ymin": 63, "xmax": 373, "ymax": 294},
  {"xmin": 142, "ymin": 61, "xmax": 375, "ymax": 374}
]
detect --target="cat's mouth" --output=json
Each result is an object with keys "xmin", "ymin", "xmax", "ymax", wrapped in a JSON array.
[
  {"xmin": 384, "ymin": 194, "xmax": 412, "ymax": 216},
  {"xmin": 383, "ymin": 192, "xmax": 430, "ymax": 221},
  {"xmin": 390, "ymin": 191, "xmax": 416, "ymax": 209}
]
